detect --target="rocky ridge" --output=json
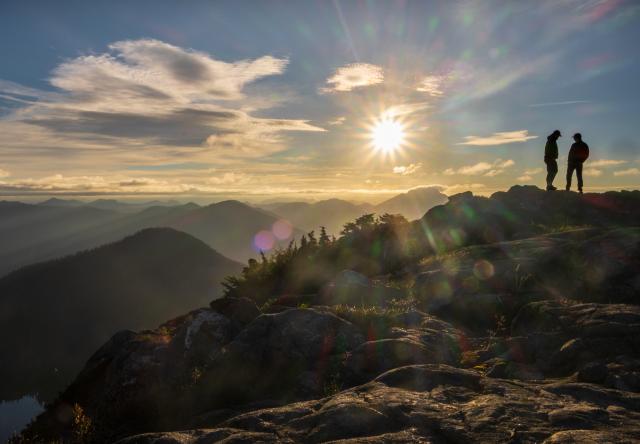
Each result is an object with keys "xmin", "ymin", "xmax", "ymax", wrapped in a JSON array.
[{"xmin": 15, "ymin": 187, "xmax": 640, "ymax": 443}]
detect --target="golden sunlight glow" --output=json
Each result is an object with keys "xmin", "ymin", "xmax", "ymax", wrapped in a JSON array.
[{"xmin": 371, "ymin": 118, "xmax": 405, "ymax": 153}]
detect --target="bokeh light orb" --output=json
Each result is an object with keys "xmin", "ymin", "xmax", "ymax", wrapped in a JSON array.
[
  {"xmin": 473, "ymin": 260, "xmax": 495, "ymax": 280},
  {"xmin": 254, "ymin": 230, "xmax": 275, "ymax": 252},
  {"xmin": 272, "ymin": 219, "xmax": 293, "ymax": 240}
]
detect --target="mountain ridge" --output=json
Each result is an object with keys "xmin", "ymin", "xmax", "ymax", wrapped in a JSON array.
[
  {"xmin": 0, "ymin": 227, "xmax": 242, "ymax": 403},
  {"xmin": 14, "ymin": 186, "xmax": 640, "ymax": 443}
]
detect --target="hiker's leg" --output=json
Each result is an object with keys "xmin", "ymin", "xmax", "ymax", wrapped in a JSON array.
[
  {"xmin": 546, "ymin": 160, "xmax": 557, "ymax": 187},
  {"xmin": 566, "ymin": 163, "xmax": 575, "ymax": 190},
  {"xmin": 576, "ymin": 162, "xmax": 583, "ymax": 191}
]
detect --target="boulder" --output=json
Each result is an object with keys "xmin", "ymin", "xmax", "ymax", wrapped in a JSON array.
[
  {"xmin": 209, "ymin": 296, "xmax": 261, "ymax": 325},
  {"xmin": 194, "ymin": 308, "xmax": 365, "ymax": 407},
  {"xmin": 319, "ymin": 270, "xmax": 406, "ymax": 307}
]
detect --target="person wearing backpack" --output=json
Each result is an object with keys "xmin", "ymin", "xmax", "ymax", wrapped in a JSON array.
[{"xmin": 566, "ymin": 132, "xmax": 589, "ymax": 194}]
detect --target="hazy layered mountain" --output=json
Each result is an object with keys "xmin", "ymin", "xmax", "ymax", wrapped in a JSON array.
[
  {"xmin": 262, "ymin": 199, "xmax": 374, "ymax": 234},
  {"xmin": 0, "ymin": 201, "xmax": 126, "ymax": 277},
  {"xmin": 375, "ymin": 186, "xmax": 448, "ymax": 220},
  {"xmin": 37, "ymin": 198, "xmax": 84, "ymax": 207},
  {"xmin": 144, "ymin": 200, "xmax": 304, "ymax": 262},
  {"xmin": 0, "ymin": 199, "xmax": 301, "ymax": 276},
  {"xmin": 0, "ymin": 228, "xmax": 242, "ymax": 402},
  {"xmin": 38, "ymin": 198, "xmax": 184, "ymax": 212},
  {"xmin": 85, "ymin": 199, "xmax": 184, "ymax": 213}
]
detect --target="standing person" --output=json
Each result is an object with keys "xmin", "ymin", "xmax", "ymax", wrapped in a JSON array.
[
  {"xmin": 544, "ymin": 130, "xmax": 561, "ymax": 191},
  {"xmin": 566, "ymin": 133, "xmax": 589, "ymax": 193}
]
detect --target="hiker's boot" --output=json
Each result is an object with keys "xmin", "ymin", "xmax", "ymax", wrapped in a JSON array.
[{"xmin": 546, "ymin": 185, "xmax": 557, "ymax": 191}]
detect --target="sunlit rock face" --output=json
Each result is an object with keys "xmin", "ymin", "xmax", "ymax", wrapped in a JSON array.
[
  {"xmin": 115, "ymin": 365, "xmax": 640, "ymax": 444},
  {"xmin": 417, "ymin": 185, "xmax": 640, "ymax": 254},
  {"xmin": 413, "ymin": 227, "xmax": 640, "ymax": 334}
]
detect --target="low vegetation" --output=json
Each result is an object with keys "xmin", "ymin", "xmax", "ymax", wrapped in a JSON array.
[{"xmin": 223, "ymin": 213, "xmax": 420, "ymax": 305}]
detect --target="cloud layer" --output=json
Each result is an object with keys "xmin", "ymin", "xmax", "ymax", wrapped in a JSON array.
[
  {"xmin": 1, "ymin": 39, "xmax": 324, "ymax": 163},
  {"xmin": 393, "ymin": 163, "xmax": 422, "ymax": 175},
  {"xmin": 322, "ymin": 63, "xmax": 384, "ymax": 92},
  {"xmin": 445, "ymin": 159, "xmax": 515, "ymax": 177},
  {"xmin": 458, "ymin": 130, "xmax": 538, "ymax": 146}
]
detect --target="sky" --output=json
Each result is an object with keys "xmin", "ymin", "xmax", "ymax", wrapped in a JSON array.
[{"xmin": 1, "ymin": 0, "xmax": 639, "ymax": 203}]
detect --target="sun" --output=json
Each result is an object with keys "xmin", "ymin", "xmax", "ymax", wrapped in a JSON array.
[{"xmin": 371, "ymin": 118, "xmax": 405, "ymax": 153}]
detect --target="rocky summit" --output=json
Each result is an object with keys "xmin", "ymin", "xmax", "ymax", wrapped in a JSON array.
[{"xmin": 14, "ymin": 187, "xmax": 640, "ymax": 443}]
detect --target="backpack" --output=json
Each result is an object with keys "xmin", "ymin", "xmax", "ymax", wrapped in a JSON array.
[{"xmin": 575, "ymin": 142, "xmax": 589, "ymax": 162}]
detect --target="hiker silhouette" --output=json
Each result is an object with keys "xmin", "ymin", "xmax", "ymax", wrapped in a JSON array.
[
  {"xmin": 566, "ymin": 132, "xmax": 589, "ymax": 193},
  {"xmin": 544, "ymin": 130, "xmax": 561, "ymax": 191}
]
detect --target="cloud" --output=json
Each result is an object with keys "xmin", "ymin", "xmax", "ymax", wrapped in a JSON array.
[
  {"xmin": 206, "ymin": 172, "xmax": 251, "ymax": 185},
  {"xmin": 416, "ymin": 75, "xmax": 447, "ymax": 97},
  {"xmin": 321, "ymin": 63, "xmax": 384, "ymax": 92},
  {"xmin": 328, "ymin": 116, "xmax": 346, "ymax": 125},
  {"xmin": 528, "ymin": 100, "xmax": 590, "ymax": 107},
  {"xmin": 524, "ymin": 168, "xmax": 543, "ymax": 175},
  {"xmin": 384, "ymin": 102, "xmax": 430, "ymax": 118},
  {"xmin": 393, "ymin": 163, "xmax": 422, "ymax": 175},
  {"xmin": 584, "ymin": 168, "xmax": 603, "ymax": 177},
  {"xmin": 458, "ymin": 130, "xmax": 538, "ymax": 146},
  {"xmin": 613, "ymin": 168, "xmax": 640, "ymax": 177},
  {"xmin": 445, "ymin": 159, "xmax": 515, "ymax": 176},
  {"xmin": 0, "ymin": 39, "xmax": 323, "ymax": 161},
  {"xmin": 52, "ymin": 39, "xmax": 288, "ymax": 102},
  {"xmin": 517, "ymin": 175, "xmax": 533, "ymax": 182},
  {"xmin": 0, "ymin": 168, "xmax": 9, "ymax": 178},
  {"xmin": 589, "ymin": 159, "xmax": 627, "ymax": 167}
]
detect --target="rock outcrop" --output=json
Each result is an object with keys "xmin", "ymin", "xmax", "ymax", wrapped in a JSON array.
[{"xmin": 116, "ymin": 365, "xmax": 640, "ymax": 443}]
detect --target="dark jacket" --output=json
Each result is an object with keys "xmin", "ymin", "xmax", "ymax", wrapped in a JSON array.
[
  {"xmin": 568, "ymin": 141, "xmax": 589, "ymax": 163},
  {"xmin": 544, "ymin": 136, "xmax": 559, "ymax": 160}
]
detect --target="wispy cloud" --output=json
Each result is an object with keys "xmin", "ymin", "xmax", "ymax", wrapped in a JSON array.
[
  {"xmin": 458, "ymin": 130, "xmax": 537, "ymax": 146},
  {"xmin": 589, "ymin": 159, "xmax": 627, "ymax": 167},
  {"xmin": 393, "ymin": 163, "xmax": 422, "ymax": 176},
  {"xmin": 584, "ymin": 168, "xmax": 603, "ymax": 177},
  {"xmin": 528, "ymin": 100, "xmax": 590, "ymax": 107},
  {"xmin": 416, "ymin": 75, "xmax": 447, "ymax": 97},
  {"xmin": 328, "ymin": 116, "xmax": 346, "ymax": 125},
  {"xmin": 321, "ymin": 63, "xmax": 384, "ymax": 93},
  {"xmin": 517, "ymin": 175, "xmax": 533, "ymax": 182},
  {"xmin": 613, "ymin": 168, "xmax": 640, "ymax": 176},
  {"xmin": 0, "ymin": 39, "xmax": 324, "ymax": 163},
  {"xmin": 524, "ymin": 168, "xmax": 543, "ymax": 175},
  {"xmin": 444, "ymin": 159, "xmax": 515, "ymax": 176}
]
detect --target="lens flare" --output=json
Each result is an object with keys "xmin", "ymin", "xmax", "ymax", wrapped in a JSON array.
[
  {"xmin": 254, "ymin": 230, "xmax": 275, "ymax": 252},
  {"xmin": 272, "ymin": 219, "xmax": 293, "ymax": 240},
  {"xmin": 371, "ymin": 118, "xmax": 405, "ymax": 153}
]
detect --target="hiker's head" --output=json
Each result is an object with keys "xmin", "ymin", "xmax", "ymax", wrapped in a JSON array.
[
  {"xmin": 573, "ymin": 133, "xmax": 582, "ymax": 141},
  {"xmin": 551, "ymin": 130, "xmax": 561, "ymax": 139}
]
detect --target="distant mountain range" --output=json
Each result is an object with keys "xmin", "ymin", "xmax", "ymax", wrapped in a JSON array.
[
  {"xmin": 38, "ymin": 198, "xmax": 184, "ymax": 212},
  {"xmin": 0, "ymin": 199, "xmax": 302, "ymax": 276},
  {"xmin": 0, "ymin": 188, "xmax": 445, "ymax": 277},
  {"xmin": 0, "ymin": 228, "xmax": 242, "ymax": 402},
  {"xmin": 261, "ymin": 186, "xmax": 448, "ymax": 234}
]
